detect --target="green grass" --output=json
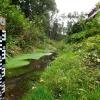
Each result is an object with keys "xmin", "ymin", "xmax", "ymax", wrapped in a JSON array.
[
  {"xmin": 20, "ymin": 33, "xmax": 100, "ymax": 100},
  {"xmin": 6, "ymin": 52, "xmax": 52, "ymax": 69},
  {"xmin": 22, "ymin": 85, "xmax": 54, "ymax": 100},
  {"xmin": 85, "ymin": 87, "xmax": 100, "ymax": 100},
  {"xmin": 21, "ymin": 34, "xmax": 100, "ymax": 100},
  {"xmin": 40, "ymin": 34, "xmax": 100, "ymax": 100},
  {"xmin": 11, "ymin": 12, "xmax": 100, "ymax": 100}
]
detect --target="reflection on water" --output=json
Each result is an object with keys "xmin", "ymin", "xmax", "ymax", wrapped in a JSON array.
[{"xmin": 5, "ymin": 53, "xmax": 56, "ymax": 100}]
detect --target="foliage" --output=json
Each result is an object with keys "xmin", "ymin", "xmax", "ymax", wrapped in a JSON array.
[
  {"xmin": 38, "ymin": 15, "xmax": 100, "ymax": 99},
  {"xmin": 66, "ymin": 12, "xmax": 100, "ymax": 42},
  {"xmin": 65, "ymin": 12, "xmax": 100, "ymax": 43},
  {"xmin": 66, "ymin": 12, "xmax": 86, "ymax": 34},
  {"xmin": 96, "ymin": 2, "xmax": 100, "ymax": 8},
  {"xmin": 11, "ymin": 0, "xmax": 56, "ymax": 18},
  {"xmin": 20, "ymin": 32, "xmax": 100, "ymax": 99},
  {"xmin": 71, "ymin": 20, "xmax": 85, "ymax": 33},
  {"xmin": 81, "ymin": 34, "xmax": 100, "ymax": 68},
  {"xmin": 4, "ymin": 1, "xmax": 100, "ymax": 100},
  {"xmin": 0, "ymin": 0, "xmax": 56, "ymax": 57},
  {"xmin": 22, "ymin": 85, "xmax": 54, "ymax": 100},
  {"xmin": 11, "ymin": 0, "xmax": 57, "ymax": 43},
  {"xmin": 40, "ymin": 34, "xmax": 100, "ymax": 99}
]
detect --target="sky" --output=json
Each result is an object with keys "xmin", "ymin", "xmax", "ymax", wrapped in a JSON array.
[{"xmin": 55, "ymin": 0, "xmax": 100, "ymax": 14}]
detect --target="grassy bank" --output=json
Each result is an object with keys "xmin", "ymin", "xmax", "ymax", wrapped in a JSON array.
[{"xmin": 22, "ymin": 33, "xmax": 100, "ymax": 100}]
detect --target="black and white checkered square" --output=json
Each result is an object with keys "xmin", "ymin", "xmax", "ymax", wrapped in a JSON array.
[{"xmin": 0, "ymin": 30, "xmax": 6, "ymax": 100}]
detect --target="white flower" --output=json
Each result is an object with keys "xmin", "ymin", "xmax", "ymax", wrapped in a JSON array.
[
  {"xmin": 97, "ymin": 59, "xmax": 100, "ymax": 62},
  {"xmin": 40, "ymin": 78, "xmax": 44, "ymax": 83},
  {"xmin": 32, "ymin": 86, "xmax": 36, "ymax": 90}
]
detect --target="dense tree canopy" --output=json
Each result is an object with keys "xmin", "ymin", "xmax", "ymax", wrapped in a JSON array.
[{"xmin": 11, "ymin": 0, "xmax": 56, "ymax": 19}]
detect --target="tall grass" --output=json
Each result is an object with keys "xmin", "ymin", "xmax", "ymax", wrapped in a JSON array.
[
  {"xmin": 22, "ymin": 85, "xmax": 54, "ymax": 100},
  {"xmin": 21, "ymin": 12, "xmax": 100, "ymax": 100}
]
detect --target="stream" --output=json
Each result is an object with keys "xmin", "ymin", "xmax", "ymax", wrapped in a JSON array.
[{"xmin": 5, "ymin": 52, "xmax": 56, "ymax": 100}]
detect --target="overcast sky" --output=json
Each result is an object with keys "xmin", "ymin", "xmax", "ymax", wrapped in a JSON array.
[{"xmin": 55, "ymin": 0, "xmax": 100, "ymax": 14}]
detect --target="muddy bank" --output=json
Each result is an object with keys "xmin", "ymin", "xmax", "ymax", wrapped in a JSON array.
[{"xmin": 6, "ymin": 52, "xmax": 56, "ymax": 100}]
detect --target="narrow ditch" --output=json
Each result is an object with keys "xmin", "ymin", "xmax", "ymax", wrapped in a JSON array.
[{"xmin": 5, "ymin": 52, "xmax": 57, "ymax": 100}]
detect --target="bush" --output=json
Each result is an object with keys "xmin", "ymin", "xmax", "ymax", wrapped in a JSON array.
[{"xmin": 65, "ymin": 12, "xmax": 100, "ymax": 43}]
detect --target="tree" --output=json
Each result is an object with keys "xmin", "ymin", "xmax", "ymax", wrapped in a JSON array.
[
  {"xmin": 66, "ymin": 12, "xmax": 86, "ymax": 34},
  {"xmin": 11, "ymin": 0, "xmax": 57, "ymax": 39},
  {"xmin": 49, "ymin": 18, "xmax": 64, "ymax": 40},
  {"xmin": 11, "ymin": 0, "xmax": 56, "ymax": 19},
  {"xmin": 96, "ymin": 2, "xmax": 100, "ymax": 8}
]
